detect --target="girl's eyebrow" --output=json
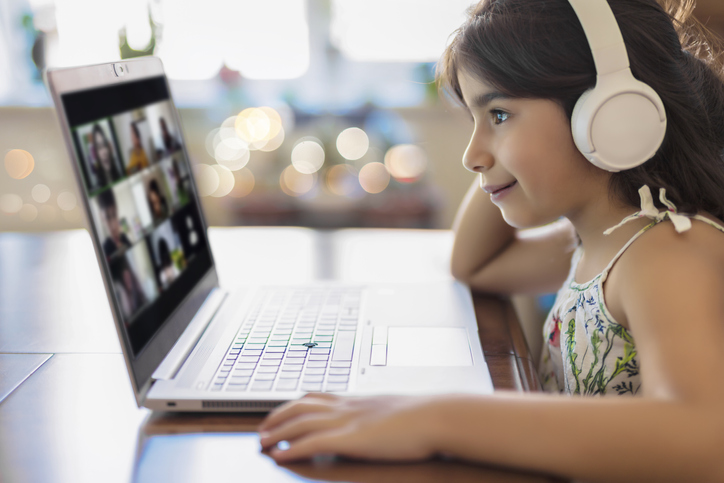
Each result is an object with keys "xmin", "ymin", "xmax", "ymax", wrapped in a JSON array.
[{"xmin": 471, "ymin": 91, "xmax": 512, "ymax": 108}]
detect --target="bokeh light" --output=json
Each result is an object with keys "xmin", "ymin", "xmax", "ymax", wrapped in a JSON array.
[
  {"xmin": 326, "ymin": 164, "xmax": 359, "ymax": 196},
  {"xmin": 235, "ymin": 108, "xmax": 271, "ymax": 144},
  {"xmin": 336, "ymin": 127, "xmax": 369, "ymax": 160},
  {"xmin": 193, "ymin": 164, "xmax": 220, "ymax": 197},
  {"xmin": 31, "ymin": 184, "xmax": 51, "ymax": 203},
  {"xmin": 358, "ymin": 162, "xmax": 390, "ymax": 194},
  {"xmin": 291, "ymin": 139, "xmax": 325, "ymax": 174},
  {"xmin": 18, "ymin": 204, "xmax": 38, "ymax": 222},
  {"xmin": 210, "ymin": 164, "xmax": 235, "ymax": 197},
  {"xmin": 229, "ymin": 168, "xmax": 256, "ymax": 198},
  {"xmin": 214, "ymin": 137, "xmax": 251, "ymax": 171},
  {"xmin": 57, "ymin": 191, "xmax": 77, "ymax": 211},
  {"xmin": 235, "ymin": 107, "xmax": 284, "ymax": 151},
  {"xmin": 259, "ymin": 126, "xmax": 285, "ymax": 152},
  {"xmin": 205, "ymin": 128, "xmax": 221, "ymax": 158},
  {"xmin": 0, "ymin": 194, "xmax": 23, "ymax": 214},
  {"xmin": 4, "ymin": 150, "xmax": 35, "ymax": 179},
  {"xmin": 280, "ymin": 165, "xmax": 316, "ymax": 197},
  {"xmin": 384, "ymin": 144, "xmax": 428, "ymax": 182}
]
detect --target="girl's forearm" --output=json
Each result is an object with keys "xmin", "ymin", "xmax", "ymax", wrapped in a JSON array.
[
  {"xmin": 427, "ymin": 392, "xmax": 724, "ymax": 483},
  {"xmin": 451, "ymin": 179, "xmax": 516, "ymax": 282}
]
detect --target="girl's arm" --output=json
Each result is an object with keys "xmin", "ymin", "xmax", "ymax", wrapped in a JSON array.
[
  {"xmin": 259, "ymin": 234, "xmax": 724, "ymax": 483},
  {"xmin": 451, "ymin": 178, "xmax": 576, "ymax": 294}
]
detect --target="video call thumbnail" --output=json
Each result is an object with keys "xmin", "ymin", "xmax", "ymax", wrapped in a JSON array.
[
  {"xmin": 75, "ymin": 100, "xmax": 186, "ymax": 196},
  {"xmin": 76, "ymin": 99, "xmax": 198, "ymax": 327}
]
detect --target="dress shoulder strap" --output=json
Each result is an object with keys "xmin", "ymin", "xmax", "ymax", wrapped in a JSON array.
[
  {"xmin": 599, "ymin": 185, "xmax": 724, "ymax": 280},
  {"xmin": 600, "ymin": 220, "xmax": 657, "ymax": 281}
]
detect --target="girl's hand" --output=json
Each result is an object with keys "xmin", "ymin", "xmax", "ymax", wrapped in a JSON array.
[{"xmin": 257, "ymin": 393, "xmax": 442, "ymax": 463}]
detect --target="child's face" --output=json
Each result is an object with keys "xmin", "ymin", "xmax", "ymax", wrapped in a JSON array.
[{"xmin": 457, "ymin": 69, "xmax": 608, "ymax": 228}]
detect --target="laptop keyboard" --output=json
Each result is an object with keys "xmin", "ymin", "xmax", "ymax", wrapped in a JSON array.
[{"xmin": 210, "ymin": 287, "xmax": 362, "ymax": 393}]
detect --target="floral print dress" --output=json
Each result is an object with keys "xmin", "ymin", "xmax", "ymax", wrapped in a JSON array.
[{"xmin": 539, "ymin": 186, "xmax": 724, "ymax": 395}]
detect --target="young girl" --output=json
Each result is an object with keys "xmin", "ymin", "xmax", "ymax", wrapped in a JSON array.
[{"xmin": 258, "ymin": 0, "xmax": 724, "ymax": 480}]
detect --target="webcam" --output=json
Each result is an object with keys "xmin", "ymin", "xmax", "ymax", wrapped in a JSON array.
[{"xmin": 113, "ymin": 63, "xmax": 127, "ymax": 77}]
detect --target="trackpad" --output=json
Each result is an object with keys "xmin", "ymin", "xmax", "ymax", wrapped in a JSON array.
[{"xmin": 387, "ymin": 327, "xmax": 473, "ymax": 366}]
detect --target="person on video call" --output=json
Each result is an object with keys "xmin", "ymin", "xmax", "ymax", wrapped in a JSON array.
[
  {"xmin": 97, "ymin": 189, "xmax": 131, "ymax": 258},
  {"xmin": 159, "ymin": 117, "xmax": 181, "ymax": 156},
  {"xmin": 156, "ymin": 237, "xmax": 180, "ymax": 289},
  {"xmin": 90, "ymin": 123, "xmax": 122, "ymax": 189},
  {"xmin": 147, "ymin": 178, "xmax": 169, "ymax": 224},
  {"xmin": 126, "ymin": 122, "xmax": 150, "ymax": 174},
  {"xmin": 114, "ymin": 257, "xmax": 148, "ymax": 320}
]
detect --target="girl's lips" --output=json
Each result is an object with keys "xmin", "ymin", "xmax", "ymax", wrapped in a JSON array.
[
  {"xmin": 483, "ymin": 181, "xmax": 517, "ymax": 195},
  {"xmin": 484, "ymin": 180, "xmax": 517, "ymax": 202}
]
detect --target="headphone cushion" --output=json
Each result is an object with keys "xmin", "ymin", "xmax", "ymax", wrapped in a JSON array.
[{"xmin": 571, "ymin": 76, "xmax": 666, "ymax": 172}]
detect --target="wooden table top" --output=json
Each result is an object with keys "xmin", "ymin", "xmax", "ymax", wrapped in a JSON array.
[{"xmin": 0, "ymin": 228, "xmax": 557, "ymax": 483}]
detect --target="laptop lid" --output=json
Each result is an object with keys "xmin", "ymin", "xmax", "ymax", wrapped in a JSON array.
[{"xmin": 45, "ymin": 57, "xmax": 219, "ymax": 404}]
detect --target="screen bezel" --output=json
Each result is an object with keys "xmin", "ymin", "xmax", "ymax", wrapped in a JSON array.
[{"xmin": 45, "ymin": 57, "xmax": 219, "ymax": 405}]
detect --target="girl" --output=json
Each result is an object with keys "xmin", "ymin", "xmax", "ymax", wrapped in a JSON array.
[{"xmin": 258, "ymin": 0, "xmax": 724, "ymax": 481}]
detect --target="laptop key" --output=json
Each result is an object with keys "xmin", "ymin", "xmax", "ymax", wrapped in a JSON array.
[
  {"xmin": 232, "ymin": 369, "xmax": 254, "ymax": 377},
  {"xmin": 306, "ymin": 361, "xmax": 327, "ymax": 368},
  {"xmin": 235, "ymin": 362, "xmax": 257, "ymax": 370},
  {"xmin": 257, "ymin": 366, "xmax": 279, "ymax": 373},
  {"xmin": 302, "ymin": 375, "xmax": 324, "ymax": 383},
  {"xmin": 254, "ymin": 373, "xmax": 276, "ymax": 381},
  {"xmin": 304, "ymin": 368, "xmax": 326, "ymax": 375},
  {"xmin": 328, "ymin": 367, "xmax": 350, "ymax": 375},
  {"xmin": 229, "ymin": 376, "xmax": 251, "ymax": 384},
  {"xmin": 327, "ymin": 375, "xmax": 349, "ymax": 383},
  {"xmin": 251, "ymin": 381, "xmax": 274, "ymax": 391},
  {"xmin": 332, "ymin": 331, "xmax": 355, "ymax": 361},
  {"xmin": 279, "ymin": 372, "xmax": 301, "ymax": 379},
  {"xmin": 276, "ymin": 380, "xmax": 299, "ymax": 391},
  {"xmin": 263, "ymin": 352, "xmax": 284, "ymax": 359},
  {"xmin": 225, "ymin": 384, "xmax": 248, "ymax": 391},
  {"xmin": 241, "ymin": 349, "xmax": 263, "ymax": 356},
  {"xmin": 281, "ymin": 364, "xmax": 303, "ymax": 371},
  {"xmin": 238, "ymin": 356, "xmax": 260, "ymax": 363}
]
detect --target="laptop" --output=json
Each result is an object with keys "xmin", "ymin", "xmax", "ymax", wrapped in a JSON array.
[{"xmin": 44, "ymin": 56, "xmax": 493, "ymax": 411}]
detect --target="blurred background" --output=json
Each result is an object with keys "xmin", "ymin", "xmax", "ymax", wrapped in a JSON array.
[{"xmin": 1, "ymin": 0, "xmax": 723, "ymax": 233}]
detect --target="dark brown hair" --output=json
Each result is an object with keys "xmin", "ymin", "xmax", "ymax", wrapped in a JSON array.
[{"xmin": 438, "ymin": 0, "xmax": 724, "ymax": 219}]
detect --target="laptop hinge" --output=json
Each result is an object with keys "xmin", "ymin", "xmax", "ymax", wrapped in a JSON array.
[{"xmin": 151, "ymin": 288, "xmax": 228, "ymax": 381}]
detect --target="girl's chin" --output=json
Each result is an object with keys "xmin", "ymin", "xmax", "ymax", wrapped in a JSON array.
[{"xmin": 500, "ymin": 208, "xmax": 556, "ymax": 229}]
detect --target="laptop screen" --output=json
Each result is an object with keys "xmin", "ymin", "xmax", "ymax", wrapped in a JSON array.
[{"xmin": 61, "ymin": 76, "xmax": 212, "ymax": 357}]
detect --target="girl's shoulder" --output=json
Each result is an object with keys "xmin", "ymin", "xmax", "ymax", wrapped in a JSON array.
[
  {"xmin": 604, "ymin": 214, "xmax": 724, "ymax": 328},
  {"xmin": 632, "ymin": 213, "xmax": 724, "ymax": 262}
]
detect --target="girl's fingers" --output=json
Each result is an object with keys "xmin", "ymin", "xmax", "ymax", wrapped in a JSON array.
[
  {"xmin": 259, "ymin": 394, "xmax": 338, "ymax": 432},
  {"xmin": 259, "ymin": 412, "xmax": 342, "ymax": 449}
]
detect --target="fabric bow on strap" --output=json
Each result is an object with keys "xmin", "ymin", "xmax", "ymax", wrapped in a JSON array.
[{"xmin": 604, "ymin": 185, "xmax": 692, "ymax": 235}]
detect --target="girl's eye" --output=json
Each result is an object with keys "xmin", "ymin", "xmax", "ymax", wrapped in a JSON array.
[{"xmin": 491, "ymin": 109, "xmax": 509, "ymax": 125}]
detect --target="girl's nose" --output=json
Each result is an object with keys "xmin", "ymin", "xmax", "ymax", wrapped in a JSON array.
[{"xmin": 462, "ymin": 131, "xmax": 493, "ymax": 173}]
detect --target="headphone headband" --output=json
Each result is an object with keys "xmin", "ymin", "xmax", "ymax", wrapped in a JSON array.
[
  {"xmin": 568, "ymin": 0, "xmax": 630, "ymax": 75},
  {"xmin": 567, "ymin": 0, "xmax": 667, "ymax": 172}
]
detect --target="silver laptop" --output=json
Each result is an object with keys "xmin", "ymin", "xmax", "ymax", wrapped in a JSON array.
[{"xmin": 45, "ymin": 56, "xmax": 493, "ymax": 412}]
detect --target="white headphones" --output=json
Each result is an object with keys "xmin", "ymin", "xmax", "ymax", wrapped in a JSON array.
[{"xmin": 568, "ymin": 0, "xmax": 667, "ymax": 172}]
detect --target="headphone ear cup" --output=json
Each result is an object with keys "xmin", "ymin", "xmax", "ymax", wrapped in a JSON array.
[
  {"xmin": 571, "ymin": 76, "xmax": 667, "ymax": 172},
  {"xmin": 571, "ymin": 88, "xmax": 595, "ymax": 156}
]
